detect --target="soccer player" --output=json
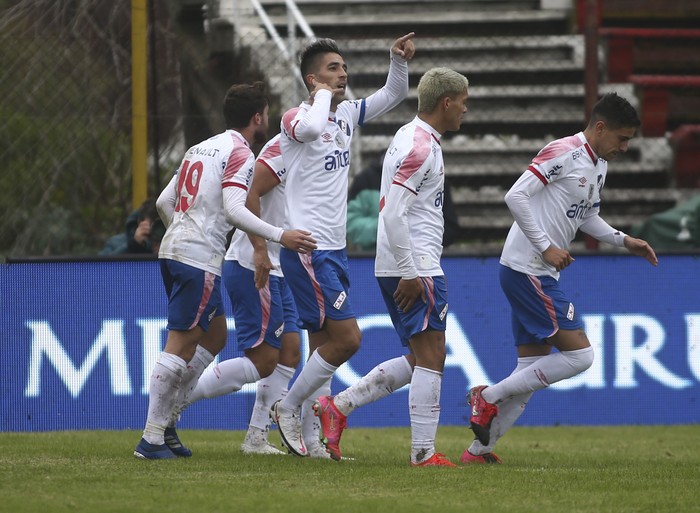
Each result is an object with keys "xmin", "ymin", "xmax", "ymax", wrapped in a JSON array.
[
  {"xmin": 177, "ymin": 134, "xmax": 324, "ymax": 456},
  {"xmin": 313, "ymin": 68, "xmax": 469, "ymax": 467},
  {"xmin": 134, "ymin": 83, "xmax": 317, "ymax": 460},
  {"xmin": 463, "ymin": 92, "xmax": 658, "ymax": 464},
  {"xmin": 270, "ymin": 34, "xmax": 416, "ymax": 457}
]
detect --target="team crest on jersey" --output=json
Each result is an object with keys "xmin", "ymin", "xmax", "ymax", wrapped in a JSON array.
[
  {"xmin": 588, "ymin": 183, "xmax": 595, "ymax": 199},
  {"xmin": 275, "ymin": 323, "xmax": 284, "ymax": 338},
  {"xmin": 337, "ymin": 119, "xmax": 350, "ymax": 136},
  {"xmin": 567, "ymin": 303, "xmax": 575, "ymax": 321}
]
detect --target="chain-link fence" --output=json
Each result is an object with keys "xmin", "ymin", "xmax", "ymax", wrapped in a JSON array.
[
  {"xmin": 0, "ymin": 0, "xmax": 182, "ymax": 258},
  {"xmin": 2, "ymin": 0, "xmax": 699, "ymax": 257}
]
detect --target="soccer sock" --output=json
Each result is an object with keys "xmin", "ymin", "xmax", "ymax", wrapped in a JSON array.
[
  {"xmin": 143, "ymin": 352, "xmax": 186, "ymax": 445},
  {"xmin": 409, "ymin": 366, "xmax": 443, "ymax": 464},
  {"xmin": 468, "ymin": 356, "xmax": 541, "ymax": 456},
  {"xmin": 187, "ymin": 356, "xmax": 261, "ymax": 403},
  {"xmin": 334, "ymin": 356, "xmax": 413, "ymax": 416},
  {"xmin": 482, "ymin": 347, "xmax": 594, "ymax": 404},
  {"xmin": 248, "ymin": 364, "xmax": 295, "ymax": 432},
  {"xmin": 169, "ymin": 345, "xmax": 215, "ymax": 426},
  {"xmin": 280, "ymin": 350, "xmax": 337, "ymax": 413},
  {"xmin": 301, "ymin": 377, "xmax": 332, "ymax": 448}
]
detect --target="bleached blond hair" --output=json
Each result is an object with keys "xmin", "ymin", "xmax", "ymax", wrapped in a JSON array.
[{"xmin": 417, "ymin": 67, "xmax": 469, "ymax": 113}]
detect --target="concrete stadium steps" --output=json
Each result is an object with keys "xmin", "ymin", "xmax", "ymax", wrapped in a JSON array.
[
  {"xmin": 257, "ymin": 0, "xmax": 563, "ymax": 38},
  {"xmin": 451, "ymin": 188, "xmax": 685, "ymax": 243},
  {"xmin": 228, "ymin": 0, "xmax": 681, "ymax": 247},
  {"xmin": 339, "ymin": 35, "xmax": 584, "ymax": 83},
  {"xmin": 358, "ymin": 134, "xmax": 671, "ymax": 189}
]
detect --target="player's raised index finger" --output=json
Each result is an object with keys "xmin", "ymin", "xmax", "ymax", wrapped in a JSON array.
[{"xmin": 396, "ymin": 32, "xmax": 416, "ymax": 43}]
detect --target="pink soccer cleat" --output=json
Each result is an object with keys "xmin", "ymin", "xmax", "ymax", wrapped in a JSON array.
[
  {"xmin": 468, "ymin": 385, "xmax": 498, "ymax": 446},
  {"xmin": 411, "ymin": 453, "xmax": 458, "ymax": 468},
  {"xmin": 312, "ymin": 395, "xmax": 347, "ymax": 461},
  {"xmin": 460, "ymin": 449, "xmax": 502, "ymax": 464}
]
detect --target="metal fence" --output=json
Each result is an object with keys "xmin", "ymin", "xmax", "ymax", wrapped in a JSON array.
[
  {"xmin": 0, "ymin": 0, "xmax": 182, "ymax": 257},
  {"xmin": 2, "ymin": 0, "xmax": 698, "ymax": 257}
]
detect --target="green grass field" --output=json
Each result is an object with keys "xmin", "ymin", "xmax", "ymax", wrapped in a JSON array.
[{"xmin": 0, "ymin": 426, "xmax": 698, "ymax": 513}]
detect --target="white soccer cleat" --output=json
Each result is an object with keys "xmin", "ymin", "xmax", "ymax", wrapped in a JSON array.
[
  {"xmin": 270, "ymin": 400, "xmax": 307, "ymax": 457},
  {"xmin": 306, "ymin": 442, "xmax": 333, "ymax": 459},
  {"xmin": 240, "ymin": 429, "xmax": 286, "ymax": 455}
]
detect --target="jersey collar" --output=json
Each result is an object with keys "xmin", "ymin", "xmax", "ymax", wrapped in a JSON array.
[
  {"xmin": 577, "ymin": 131, "xmax": 599, "ymax": 164},
  {"xmin": 413, "ymin": 116, "xmax": 442, "ymax": 143},
  {"xmin": 228, "ymin": 129, "xmax": 251, "ymax": 148}
]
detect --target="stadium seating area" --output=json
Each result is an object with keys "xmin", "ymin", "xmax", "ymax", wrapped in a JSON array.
[{"xmin": 223, "ymin": 0, "xmax": 699, "ymax": 250}]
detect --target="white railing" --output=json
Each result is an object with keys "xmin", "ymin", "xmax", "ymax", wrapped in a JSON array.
[{"xmin": 225, "ymin": 0, "xmax": 362, "ymax": 173}]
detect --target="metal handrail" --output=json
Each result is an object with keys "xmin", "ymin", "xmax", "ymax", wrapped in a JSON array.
[{"xmin": 246, "ymin": 0, "xmax": 361, "ymax": 173}]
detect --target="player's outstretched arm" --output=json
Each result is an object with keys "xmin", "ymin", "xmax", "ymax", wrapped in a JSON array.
[
  {"xmin": 280, "ymin": 230, "xmax": 317, "ymax": 254},
  {"xmin": 624, "ymin": 236, "xmax": 658, "ymax": 266}
]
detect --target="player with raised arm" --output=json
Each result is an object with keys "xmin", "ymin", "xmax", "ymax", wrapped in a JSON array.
[
  {"xmin": 313, "ymin": 68, "xmax": 469, "ymax": 466},
  {"xmin": 134, "ymin": 83, "xmax": 316, "ymax": 460},
  {"xmin": 270, "ymin": 34, "xmax": 416, "ymax": 457},
  {"xmin": 463, "ymin": 92, "xmax": 658, "ymax": 464}
]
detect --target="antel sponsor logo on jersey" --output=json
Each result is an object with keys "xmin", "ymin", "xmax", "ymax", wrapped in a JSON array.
[
  {"xmin": 325, "ymin": 149, "xmax": 350, "ymax": 171},
  {"xmin": 567, "ymin": 199, "xmax": 593, "ymax": 220}
]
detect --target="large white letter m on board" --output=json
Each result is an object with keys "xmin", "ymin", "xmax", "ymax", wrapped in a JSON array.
[{"xmin": 24, "ymin": 320, "xmax": 132, "ymax": 398}]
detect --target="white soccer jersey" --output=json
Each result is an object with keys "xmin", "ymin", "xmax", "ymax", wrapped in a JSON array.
[
  {"xmin": 375, "ymin": 116, "xmax": 445, "ymax": 278},
  {"xmin": 500, "ymin": 131, "xmax": 609, "ymax": 279},
  {"xmin": 226, "ymin": 135, "xmax": 288, "ymax": 277},
  {"xmin": 280, "ymin": 52, "xmax": 409, "ymax": 249},
  {"xmin": 158, "ymin": 130, "xmax": 255, "ymax": 275}
]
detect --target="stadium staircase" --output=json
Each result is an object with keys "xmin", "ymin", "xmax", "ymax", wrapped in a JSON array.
[{"xmin": 214, "ymin": 0, "xmax": 696, "ymax": 251}]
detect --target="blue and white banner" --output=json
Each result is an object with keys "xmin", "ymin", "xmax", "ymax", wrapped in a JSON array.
[{"xmin": 2, "ymin": 255, "xmax": 699, "ymax": 432}]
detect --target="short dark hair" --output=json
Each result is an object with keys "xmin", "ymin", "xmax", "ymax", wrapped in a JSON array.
[
  {"xmin": 589, "ymin": 92, "xmax": 640, "ymax": 130},
  {"xmin": 299, "ymin": 38, "xmax": 343, "ymax": 87},
  {"xmin": 222, "ymin": 81, "xmax": 269, "ymax": 129}
]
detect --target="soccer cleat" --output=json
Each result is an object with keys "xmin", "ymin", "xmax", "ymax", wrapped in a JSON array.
[
  {"xmin": 460, "ymin": 449, "xmax": 502, "ymax": 464},
  {"xmin": 468, "ymin": 385, "xmax": 498, "ymax": 446},
  {"xmin": 306, "ymin": 443, "xmax": 333, "ymax": 459},
  {"xmin": 164, "ymin": 427, "xmax": 192, "ymax": 457},
  {"xmin": 270, "ymin": 400, "xmax": 307, "ymax": 457},
  {"xmin": 410, "ymin": 453, "xmax": 457, "ymax": 468},
  {"xmin": 134, "ymin": 438, "xmax": 177, "ymax": 460},
  {"xmin": 312, "ymin": 395, "xmax": 347, "ymax": 462},
  {"xmin": 241, "ymin": 429, "xmax": 286, "ymax": 455}
]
